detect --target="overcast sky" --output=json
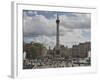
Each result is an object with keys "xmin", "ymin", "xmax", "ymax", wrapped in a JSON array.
[{"xmin": 23, "ymin": 10, "xmax": 91, "ymax": 49}]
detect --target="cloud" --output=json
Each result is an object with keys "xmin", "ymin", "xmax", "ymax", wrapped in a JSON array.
[
  {"xmin": 23, "ymin": 10, "xmax": 91, "ymax": 48},
  {"xmin": 60, "ymin": 13, "xmax": 91, "ymax": 29},
  {"xmin": 24, "ymin": 15, "xmax": 56, "ymax": 37}
]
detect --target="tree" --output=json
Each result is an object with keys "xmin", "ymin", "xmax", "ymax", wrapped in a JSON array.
[{"xmin": 24, "ymin": 42, "xmax": 47, "ymax": 59}]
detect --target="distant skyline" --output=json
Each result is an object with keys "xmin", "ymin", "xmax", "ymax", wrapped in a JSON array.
[{"xmin": 23, "ymin": 10, "xmax": 91, "ymax": 48}]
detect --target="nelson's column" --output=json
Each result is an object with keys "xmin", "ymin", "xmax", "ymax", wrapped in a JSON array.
[{"xmin": 55, "ymin": 14, "xmax": 60, "ymax": 55}]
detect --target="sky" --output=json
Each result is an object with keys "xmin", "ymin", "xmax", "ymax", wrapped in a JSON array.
[{"xmin": 23, "ymin": 10, "xmax": 91, "ymax": 49}]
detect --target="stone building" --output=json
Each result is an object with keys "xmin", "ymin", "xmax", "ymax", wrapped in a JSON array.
[
  {"xmin": 47, "ymin": 42, "xmax": 91, "ymax": 59},
  {"xmin": 72, "ymin": 42, "xmax": 91, "ymax": 58}
]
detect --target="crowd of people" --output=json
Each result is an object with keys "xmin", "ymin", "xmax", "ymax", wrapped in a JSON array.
[{"xmin": 23, "ymin": 56, "xmax": 90, "ymax": 69}]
